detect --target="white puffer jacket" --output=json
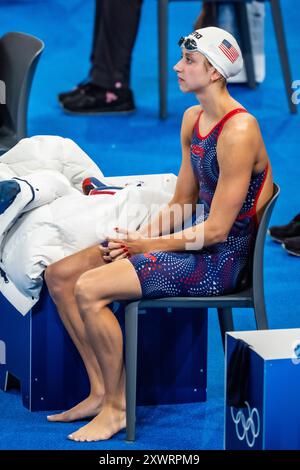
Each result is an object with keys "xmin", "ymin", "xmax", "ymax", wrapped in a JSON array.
[{"xmin": 0, "ymin": 136, "xmax": 176, "ymax": 315}]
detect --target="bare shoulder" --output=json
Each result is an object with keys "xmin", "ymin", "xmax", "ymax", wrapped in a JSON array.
[
  {"xmin": 181, "ymin": 105, "xmax": 201, "ymax": 143},
  {"xmin": 182, "ymin": 104, "xmax": 202, "ymax": 127},
  {"xmin": 183, "ymin": 104, "xmax": 202, "ymax": 119},
  {"xmin": 221, "ymin": 111, "xmax": 260, "ymax": 142},
  {"xmin": 217, "ymin": 112, "xmax": 262, "ymax": 167}
]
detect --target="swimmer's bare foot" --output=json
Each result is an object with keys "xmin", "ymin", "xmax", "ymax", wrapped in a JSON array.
[
  {"xmin": 68, "ymin": 404, "xmax": 126, "ymax": 442},
  {"xmin": 47, "ymin": 394, "xmax": 104, "ymax": 422}
]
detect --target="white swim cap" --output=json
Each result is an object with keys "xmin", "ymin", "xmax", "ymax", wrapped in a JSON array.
[{"xmin": 179, "ymin": 27, "xmax": 243, "ymax": 79}]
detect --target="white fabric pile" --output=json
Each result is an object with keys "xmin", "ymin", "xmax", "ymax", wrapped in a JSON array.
[{"xmin": 0, "ymin": 136, "xmax": 176, "ymax": 314}]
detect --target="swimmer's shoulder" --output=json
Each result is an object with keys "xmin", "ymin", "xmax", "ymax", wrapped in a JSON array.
[
  {"xmin": 181, "ymin": 105, "xmax": 202, "ymax": 138},
  {"xmin": 182, "ymin": 104, "xmax": 202, "ymax": 124}
]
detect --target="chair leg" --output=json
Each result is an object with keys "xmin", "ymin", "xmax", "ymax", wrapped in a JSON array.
[
  {"xmin": 158, "ymin": 0, "xmax": 168, "ymax": 119},
  {"xmin": 252, "ymin": 266, "xmax": 269, "ymax": 330},
  {"xmin": 235, "ymin": 2, "xmax": 256, "ymax": 89},
  {"xmin": 253, "ymin": 302, "xmax": 269, "ymax": 330},
  {"xmin": 0, "ymin": 369, "xmax": 8, "ymax": 392},
  {"xmin": 217, "ymin": 307, "xmax": 234, "ymax": 352},
  {"xmin": 269, "ymin": 0, "xmax": 297, "ymax": 114},
  {"xmin": 125, "ymin": 301, "xmax": 139, "ymax": 442}
]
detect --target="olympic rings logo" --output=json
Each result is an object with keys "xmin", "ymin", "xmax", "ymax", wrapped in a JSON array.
[
  {"xmin": 291, "ymin": 341, "xmax": 300, "ymax": 365},
  {"xmin": 230, "ymin": 402, "xmax": 260, "ymax": 448}
]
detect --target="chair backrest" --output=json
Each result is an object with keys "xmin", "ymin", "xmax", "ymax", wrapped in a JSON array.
[
  {"xmin": 0, "ymin": 32, "xmax": 44, "ymax": 140},
  {"xmin": 236, "ymin": 183, "xmax": 280, "ymax": 292},
  {"xmin": 252, "ymin": 183, "xmax": 280, "ymax": 291}
]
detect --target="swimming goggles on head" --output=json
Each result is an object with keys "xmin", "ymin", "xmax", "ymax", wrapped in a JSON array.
[{"xmin": 178, "ymin": 36, "xmax": 198, "ymax": 51}]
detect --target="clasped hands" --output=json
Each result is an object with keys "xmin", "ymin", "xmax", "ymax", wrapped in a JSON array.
[{"xmin": 99, "ymin": 227, "xmax": 149, "ymax": 262}]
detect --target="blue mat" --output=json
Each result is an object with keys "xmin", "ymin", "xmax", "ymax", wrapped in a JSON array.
[{"xmin": 0, "ymin": 0, "xmax": 300, "ymax": 450}]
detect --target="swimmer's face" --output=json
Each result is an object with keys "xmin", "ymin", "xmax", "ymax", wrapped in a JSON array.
[{"xmin": 173, "ymin": 49, "xmax": 220, "ymax": 93}]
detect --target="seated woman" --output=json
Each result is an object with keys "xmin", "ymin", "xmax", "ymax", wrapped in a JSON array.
[{"xmin": 45, "ymin": 27, "xmax": 273, "ymax": 442}]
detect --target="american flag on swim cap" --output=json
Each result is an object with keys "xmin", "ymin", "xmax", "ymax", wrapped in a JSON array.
[{"xmin": 218, "ymin": 39, "xmax": 239, "ymax": 63}]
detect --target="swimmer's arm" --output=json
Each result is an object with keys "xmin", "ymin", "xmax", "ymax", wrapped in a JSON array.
[
  {"xmin": 148, "ymin": 124, "xmax": 256, "ymax": 251},
  {"xmin": 138, "ymin": 107, "xmax": 199, "ymax": 238}
]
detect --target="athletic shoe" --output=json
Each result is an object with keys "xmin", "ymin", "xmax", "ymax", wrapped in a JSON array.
[
  {"xmin": 268, "ymin": 213, "xmax": 300, "ymax": 243},
  {"xmin": 61, "ymin": 86, "xmax": 135, "ymax": 115},
  {"xmin": 282, "ymin": 236, "xmax": 300, "ymax": 257},
  {"xmin": 57, "ymin": 80, "xmax": 100, "ymax": 104}
]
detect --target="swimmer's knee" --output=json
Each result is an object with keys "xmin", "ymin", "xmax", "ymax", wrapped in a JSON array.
[
  {"xmin": 74, "ymin": 274, "xmax": 111, "ymax": 320},
  {"xmin": 44, "ymin": 262, "xmax": 70, "ymax": 298}
]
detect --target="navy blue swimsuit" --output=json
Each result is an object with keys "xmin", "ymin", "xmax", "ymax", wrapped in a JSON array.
[{"xmin": 128, "ymin": 108, "xmax": 268, "ymax": 298}]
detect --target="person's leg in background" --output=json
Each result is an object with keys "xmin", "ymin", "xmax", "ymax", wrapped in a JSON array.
[
  {"xmin": 269, "ymin": 213, "xmax": 300, "ymax": 257},
  {"xmin": 90, "ymin": 0, "xmax": 103, "ymax": 67},
  {"xmin": 193, "ymin": 1, "xmax": 218, "ymax": 30},
  {"xmin": 60, "ymin": 0, "xmax": 143, "ymax": 115},
  {"xmin": 194, "ymin": 2, "xmax": 238, "ymax": 37},
  {"xmin": 58, "ymin": 0, "xmax": 104, "ymax": 104}
]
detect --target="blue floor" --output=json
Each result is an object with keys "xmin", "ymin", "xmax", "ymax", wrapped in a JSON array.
[{"xmin": 0, "ymin": 0, "xmax": 300, "ymax": 450}]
